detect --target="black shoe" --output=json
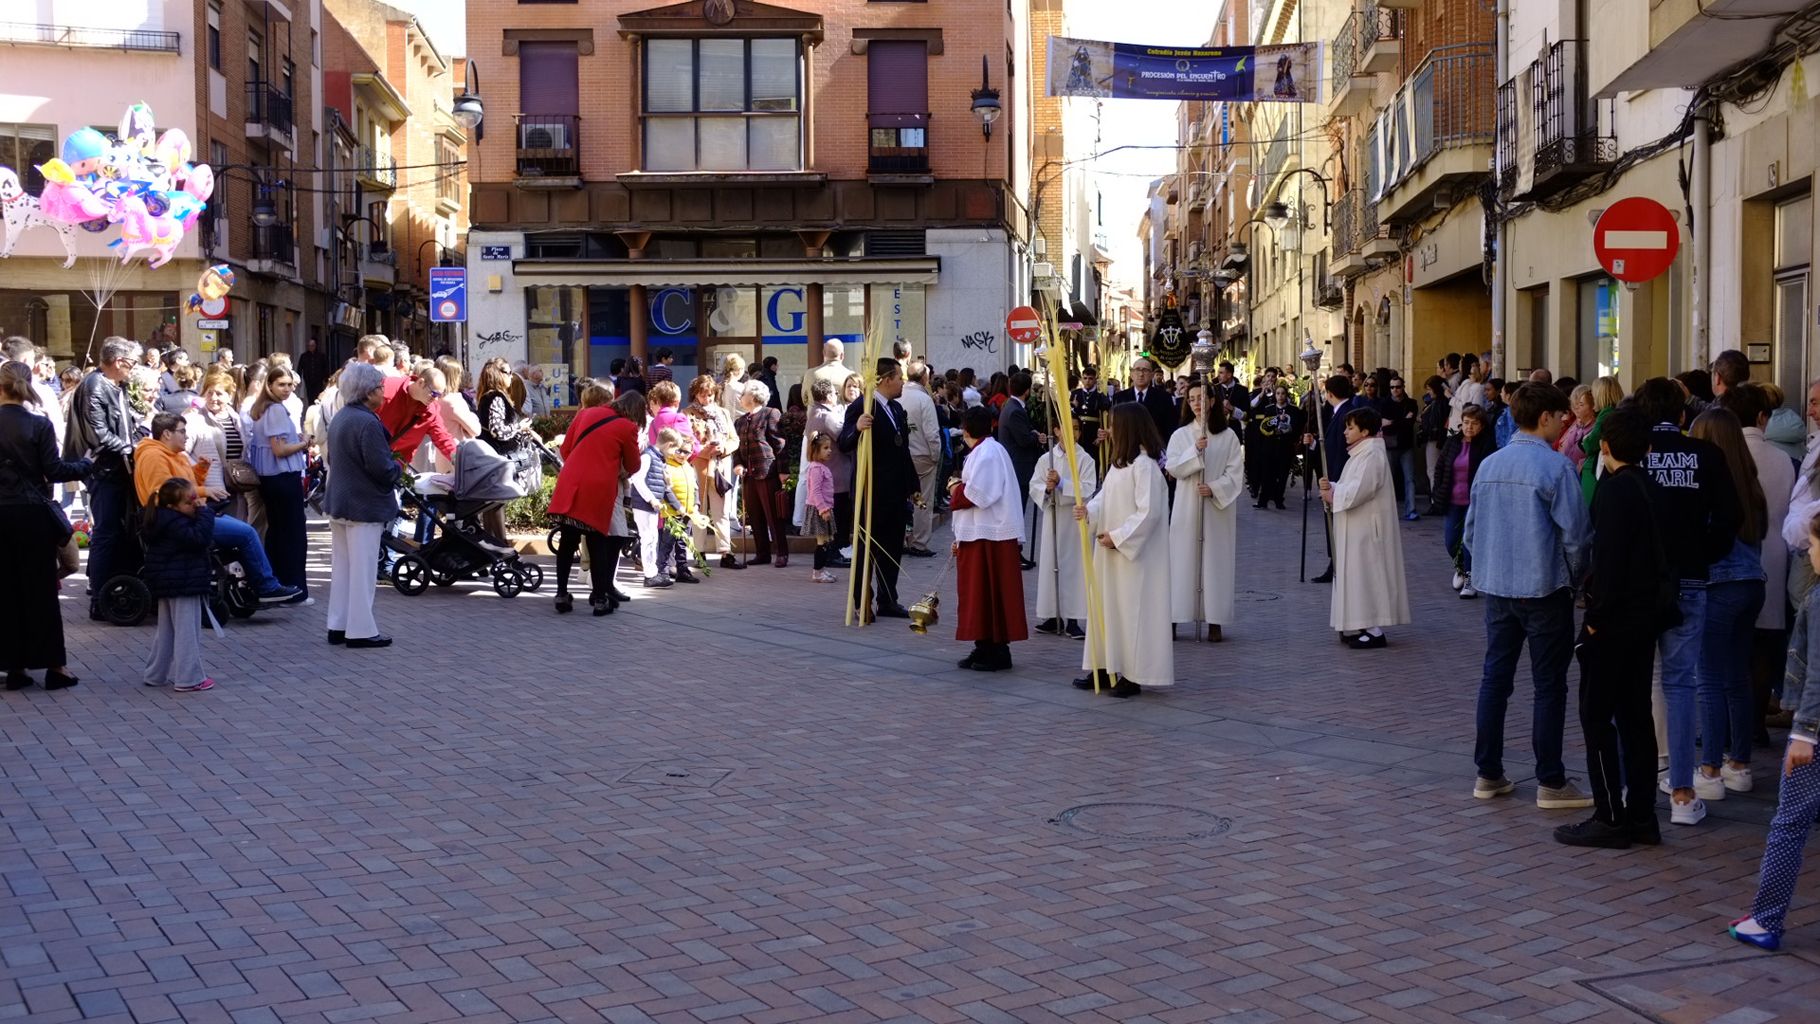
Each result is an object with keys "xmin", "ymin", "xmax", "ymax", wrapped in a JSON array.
[
  {"xmin": 958, "ymin": 645, "xmax": 985, "ymax": 670},
  {"xmin": 1019, "ymin": 557, "xmax": 1038, "ymax": 571},
  {"xmin": 345, "ymin": 634, "xmax": 394, "ymax": 649},
  {"xmin": 1073, "ymin": 672, "xmax": 1117, "ymax": 691},
  {"xmin": 1555, "ymin": 817, "xmax": 1632, "ymax": 849},
  {"xmin": 673, "ymin": 569, "xmax": 701, "ymax": 584},
  {"xmin": 720, "ymin": 554, "xmax": 746, "ymax": 570},
  {"xmin": 905, "ymin": 546, "xmax": 936, "ymax": 558},
  {"xmin": 1274, "ymin": 501, "xmax": 1286, "ymax": 510},
  {"xmin": 1253, "ymin": 501, "xmax": 1268, "ymax": 509},
  {"xmin": 1311, "ymin": 570, "xmax": 1334, "ymax": 584},
  {"xmin": 44, "ymin": 670, "xmax": 78, "ymax": 690},
  {"xmin": 745, "ymin": 556, "xmax": 767, "ymax": 567},
  {"xmin": 1628, "ymin": 820, "xmax": 1663, "ymax": 846},
  {"xmin": 1111, "ymin": 679, "xmax": 1142, "ymax": 699},
  {"xmin": 326, "ymin": 630, "xmax": 347, "ymax": 645},
  {"xmin": 590, "ymin": 596, "xmax": 614, "ymax": 617},
  {"xmin": 1346, "ymin": 632, "xmax": 1388, "ymax": 650},
  {"xmin": 828, "ymin": 555, "xmax": 852, "ymax": 568},
  {"xmin": 1064, "ymin": 621, "xmax": 1086, "ymax": 640},
  {"xmin": 875, "ymin": 603, "xmax": 910, "ymax": 619},
  {"xmin": 1034, "ymin": 617, "xmax": 1063, "ymax": 635},
  {"xmin": 607, "ymin": 584, "xmax": 632, "ymax": 603},
  {"xmin": 553, "ymin": 594, "xmax": 573, "ymax": 615},
  {"xmin": 644, "ymin": 575, "xmax": 674, "ymax": 589},
  {"xmin": 5, "ymin": 671, "xmax": 32, "ymax": 691}
]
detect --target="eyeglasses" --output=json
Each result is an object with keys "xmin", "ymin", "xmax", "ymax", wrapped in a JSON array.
[{"xmin": 1391, "ymin": 384, "xmax": 1406, "ymax": 390}]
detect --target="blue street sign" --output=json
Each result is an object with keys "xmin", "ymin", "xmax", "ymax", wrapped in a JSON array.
[{"xmin": 429, "ymin": 266, "xmax": 467, "ymax": 323}]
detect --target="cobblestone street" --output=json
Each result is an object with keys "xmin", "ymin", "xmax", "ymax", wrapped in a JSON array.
[{"xmin": 4, "ymin": 494, "xmax": 1817, "ymax": 1024}]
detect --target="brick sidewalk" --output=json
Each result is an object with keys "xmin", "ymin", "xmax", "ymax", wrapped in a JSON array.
[{"xmin": 2, "ymin": 488, "xmax": 1815, "ymax": 1023}]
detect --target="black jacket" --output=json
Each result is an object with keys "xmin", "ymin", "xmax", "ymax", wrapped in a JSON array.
[
  {"xmin": 1069, "ymin": 387, "xmax": 1111, "ymax": 451},
  {"xmin": 0, "ymin": 406, "xmax": 90, "ymax": 508},
  {"xmin": 995, "ymin": 396, "xmax": 1042, "ymax": 493},
  {"xmin": 1430, "ymin": 429, "xmax": 1496, "ymax": 508},
  {"xmin": 1379, "ymin": 396, "xmax": 1419, "ymax": 451},
  {"xmin": 1208, "ymin": 378, "xmax": 1249, "ymax": 437},
  {"xmin": 1112, "ymin": 386, "xmax": 1180, "ymax": 444},
  {"xmin": 1319, "ymin": 396, "xmax": 1364, "ymax": 480},
  {"xmin": 1642, "ymin": 423, "xmax": 1742, "ymax": 582},
  {"xmin": 838, "ymin": 394, "xmax": 916, "ymax": 510},
  {"xmin": 142, "ymin": 505, "xmax": 216, "ymax": 599},
  {"xmin": 1584, "ymin": 464, "xmax": 1679, "ymax": 636},
  {"xmin": 63, "ymin": 370, "xmax": 137, "ymax": 475}
]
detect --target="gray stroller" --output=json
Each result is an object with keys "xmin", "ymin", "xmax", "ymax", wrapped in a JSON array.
[{"xmin": 387, "ymin": 440, "xmax": 545, "ymax": 598}]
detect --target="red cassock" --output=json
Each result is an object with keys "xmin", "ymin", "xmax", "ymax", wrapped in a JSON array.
[
  {"xmin": 547, "ymin": 407, "xmax": 641, "ymax": 535},
  {"xmin": 948, "ymin": 483, "xmax": 1029, "ymax": 644}
]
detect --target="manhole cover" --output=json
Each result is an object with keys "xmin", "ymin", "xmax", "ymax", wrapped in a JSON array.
[
  {"xmin": 1580, "ymin": 951, "xmax": 1820, "ymax": 1022},
  {"xmin": 1238, "ymin": 589, "xmax": 1280, "ymax": 602},
  {"xmin": 617, "ymin": 763, "xmax": 733, "ymax": 789},
  {"xmin": 1050, "ymin": 802, "xmax": 1232, "ymax": 842}
]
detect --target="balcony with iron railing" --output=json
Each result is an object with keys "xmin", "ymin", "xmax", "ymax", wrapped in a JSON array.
[
  {"xmin": 1331, "ymin": 5, "xmax": 1403, "ymax": 115},
  {"xmin": 1495, "ymin": 39, "xmax": 1617, "ymax": 201},
  {"xmin": 361, "ymin": 242, "xmax": 396, "ymax": 287},
  {"xmin": 354, "ymin": 145, "xmax": 397, "ymax": 191},
  {"xmin": 516, "ymin": 114, "xmax": 579, "ymax": 180},
  {"xmin": 1331, "ymin": 188, "xmax": 1397, "ymax": 276},
  {"xmin": 249, "ymin": 223, "xmax": 295, "ymax": 272},
  {"xmin": 1376, "ymin": 44, "xmax": 1495, "ymax": 223},
  {"xmin": 0, "ymin": 21, "xmax": 181, "ymax": 51},
  {"xmin": 245, "ymin": 82, "xmax": 294, "ymax": 145},
  {"xmin": 868, "ymin": 117, "xmax": 931, "ymax": 179}
]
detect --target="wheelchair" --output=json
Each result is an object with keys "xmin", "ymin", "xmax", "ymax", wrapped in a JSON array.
[{"xmin": 93, "ymin": 513, "xmax": 262, "ymax": 628}]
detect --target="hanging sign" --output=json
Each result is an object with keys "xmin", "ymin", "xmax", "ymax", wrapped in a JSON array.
[
  {"xmin": 1151, "ymin": 309, "xmax": 1190, "ymax": 369},
  {"xmin": 1047, "ymin": 37, "xmax": 1325, "ymax": 103}
]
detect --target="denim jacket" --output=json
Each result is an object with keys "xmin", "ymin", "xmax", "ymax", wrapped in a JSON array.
[
  {"xmin": 1782, "ymin": 586, "xmax": 1820, "ymax": 744},
  {"xmin": 1462, "ymin": 434, "xmax": 1591, "ymax": 598},
  {"xmin": 1707, "ymin": 536, "xmax": 1767, "ymax": 585}
]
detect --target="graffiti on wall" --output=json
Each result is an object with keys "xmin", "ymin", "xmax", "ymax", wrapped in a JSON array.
[
  {"xmin": 475, "ymin": 328, "xmax": 522, "ymax": 356},
  {"xmin": 959, "ymin": 329, "xmax": 998, "ymax": 354}
]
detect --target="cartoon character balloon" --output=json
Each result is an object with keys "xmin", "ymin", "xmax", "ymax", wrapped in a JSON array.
[
  {"xmin": 0, "ymin": 101, "xmax": 214, "ymax": 266},
  {"xmin": 186, "ymin": 264, "xmax": 235, "ymax": 315}
]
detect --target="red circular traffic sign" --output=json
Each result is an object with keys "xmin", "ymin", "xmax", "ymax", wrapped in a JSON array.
[
  {"xmin": 1005, "ymin": 305, "xmax": 1043, "ymax": 344},
  {"xmin": 1593, "ymin": 197, "xmax": 1681, "ymax": 284}
]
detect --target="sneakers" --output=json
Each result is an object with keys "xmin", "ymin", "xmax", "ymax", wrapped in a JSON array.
[
  {"xmin": 1554, "ymin": 817, "xmax": 1632, "ymax": 849},
  {"xmin": 1657, "ymin": 771, "xmax": 1726, "ymax": 801},
  {"xmin": 1720, "ymin": 763, "xmax": 1754, "ymax": 793},
  {"xmin": 174, "ymin": 678, "xmax": 215, "ymax": 692},
  {"xmin": 1671, "ymin": 797, "xmax": 1708, "ymax": 826},
  {"xmin": 1459, "ymin": 576, "xmax": 1478, "ymax": 599},
  {"xmin": 811, "ymin": 570, "xmax": 837, "ymax": 583},
  {"xmin": 1451, "ymin": 570, "xmax": 1465, "ymax": 591},
  {"xmin": 643, "ymin": 574, "xmax": 674, "ymax": 589},
  {"xmin": 1729, "ymin": 916, "xmax": 1781, "ymax": 952},
  {"xmin": 1034, "ymin": 617, "xmax": 1063, "ymax": 635},
  {"xmin": 1536, "ymin": 780, "xmax": 1596, "ymax": 810},
  {"xmin": 1064, "ymin": 621, "xmax": 1086, "ymax": 640},
  {"xmin": 1473, "ymin": 776, "xmax": 1516, "ymax": 800},
  {"xmin": 257, "ymin": 584, "xmax": 307, "ymax": 605}
]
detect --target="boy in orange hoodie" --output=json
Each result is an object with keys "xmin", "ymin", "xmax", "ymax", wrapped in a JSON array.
[{"xmin": 132, "ymin": 412, "xmax": 303, "ymax": 604}]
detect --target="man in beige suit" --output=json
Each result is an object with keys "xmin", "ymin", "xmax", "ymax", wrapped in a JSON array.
[
  {"xmin": 901, "ymin": 358, "xmax": 943, "ymax": 557},
  {"xmin": 801, "ymin": 340, "xmax": 851, "ymax": 412}
]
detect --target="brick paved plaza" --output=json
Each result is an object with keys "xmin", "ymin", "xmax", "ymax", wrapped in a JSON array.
[{"xmin": 5, "ymin": 497, "xmax": 1818, "ymax": 1024}]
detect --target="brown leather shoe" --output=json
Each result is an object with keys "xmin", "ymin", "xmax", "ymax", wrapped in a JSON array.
[{"xmin": 774, "ymin": 555, "xmax": 789, "ymax": 568}]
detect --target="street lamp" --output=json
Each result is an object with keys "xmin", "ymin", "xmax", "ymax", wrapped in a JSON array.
[
  {"xmin": 452, "ymin": 61, "xmax": 484, "ymax": 135},
  {"xmin": 970, "ymin": 55, "xmax": 1001, "ymax": 138},
  {"xmin": 251, "ymin": 191, "xmax": 279, "ymax": 227},
  {"xmin": 1264, "ymin": 201, "xmax": 1292, "ymax": 231}
]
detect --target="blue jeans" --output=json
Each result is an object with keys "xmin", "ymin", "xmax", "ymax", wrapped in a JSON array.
[
  {"xmin": 1699, "ymin": 580, "xmax": 1765, "ymax": 769},
  {"xmin": 1443, "ymin": 505, "xmax": 1470, "ymax": 573},
  {"xmin": 211, "ymin": 514, "xmax": 281, "ymax": 594},
  {"xmin": 1397, "ymin": 448, "xmax": 1419, "ymax": 517},
  {"xmin": 1474, "ymin": 590, "xmax": 1575, "ymax": 788},
  {"xmin": 1658, "ymin": 585, "xmax": 1708, "ymax": 791},
  {"xmin": 85, "ymin": 471, "xmax": 136, "ymax": 598}
]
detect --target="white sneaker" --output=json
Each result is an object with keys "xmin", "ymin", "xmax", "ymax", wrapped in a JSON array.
[
  {"xmin": 1670, "ymin": 797, "xmax": 1707, "ymax": 826},
  {"xmin": 1692, "ymin": 770, "xmax": 1727, "ymax": 801},
  {"xmin": 1721, "ymin": 763, "xmax": 1754, "ymax": 793},
  {"xmin": 1459, "ymin": 578, "xmax": 1478, "ymax": 599},
  {"xmin": 1451, "ymin": 570, "xmax": 1465, "ymax": 591}
]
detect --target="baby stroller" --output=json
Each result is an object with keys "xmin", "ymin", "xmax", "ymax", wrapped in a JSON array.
[{"xmin": 387, "ymin": 440, "xmax": 545, "ymax": 599}]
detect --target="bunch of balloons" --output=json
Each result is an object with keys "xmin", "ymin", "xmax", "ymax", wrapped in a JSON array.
[{"xmin": 0, "ymin": 102, "xmax": 214, "ymax": 270}]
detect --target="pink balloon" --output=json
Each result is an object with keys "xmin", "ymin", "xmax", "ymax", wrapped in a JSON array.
[
  {"xmin": 112, "ymin": 193, "xmax": 183, "ymax": 268},
  {"xmin": 181, "ymin": 163, "xmax": 214, "ymax": 203}
]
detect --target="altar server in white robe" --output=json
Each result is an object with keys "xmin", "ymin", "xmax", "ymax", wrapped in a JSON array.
[
  {"xmin": 1167, "ymin": 383, "xmax": 1245, "ymax": 641},
  {"xmin": 1029, "ymin": 437, "xmax": 1098, "ymax": 639},
  {"xmin": 1319, "ymin": 405, "xmax": 1411, "ymax": 649},
  {"xmin": 1073, "ymin": 403, "xmax": 1173, "ymax": 698}
]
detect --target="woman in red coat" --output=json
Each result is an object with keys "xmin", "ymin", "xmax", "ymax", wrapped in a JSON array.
[{"xmin": 547, "ymin": 383, "xmax": 641, "ymax": 616}]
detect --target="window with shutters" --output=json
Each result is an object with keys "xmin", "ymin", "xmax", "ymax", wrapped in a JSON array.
[
  {"xmin": 0, "ymin": 124, "xmax": 55, "ymax": 197},
  {"xmin": 517, "ymin": 41, "xmax": 580, "ymax": 177},
  {"xmin": 642, "ymin": 38, "xmax": 802, "ymax": 172},
  {"xmin": 866, "ymin": 41, "xmax": 929, "ymax": 174}
]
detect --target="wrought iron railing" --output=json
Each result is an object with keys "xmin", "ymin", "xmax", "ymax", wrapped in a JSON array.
[
  {"xmin": 1410, "ymin": 44, "xmax": 1495, "ymax": 163},
  {"xmin": 868, "ymin": 115, "xmax": 931, "ymax": 174},
  {"xmin": 515, "ymin": 114, "xmax": 579, "ymax": 177},
  {"xmin": 1496, "ymin": 40, "xmax": 1617, "ymax": 198},
  {"xmin": 1333, "ymin": 5, "xmax": 1402, "ymax": 93},
  {"xmin": 355, "ymin": 146, "xmax": 397, "ymax": 188},
  {"xmin": 251, "ymin": 224, "xmax": 295, "ymax": 266},
  {"xmin": 0, "ymin": 22, "xmax": 180, "ymax": 51},
  {"xmin": 247, "ymin": 83, "xmax": 294, "ymax": 135}
]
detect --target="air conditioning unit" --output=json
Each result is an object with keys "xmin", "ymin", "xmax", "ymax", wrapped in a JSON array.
[
  {"xmin": 1032, "ymin": 237, "xmax": 1047, "ymax": 256},
  {"xmin": 521, "ymin": 123, "xmax": 569, "ymax": 149},
  {"xmin": 1033, "ymin": 261, "xmax": 1053, "ymax": 278}
]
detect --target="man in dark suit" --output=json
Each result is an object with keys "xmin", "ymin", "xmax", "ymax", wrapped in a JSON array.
[
  {"xmin": 996, "ymin": 371, "xmax": 1043, "ymax": 568},
  {"xmin": 1305, "ymin": 373, "xmax": 1361, "ymax": 583},
  {"xmin": 839, "ymin": 358, "xmax": 917, "ymax": 618},
  {"xmin": 1070, "ymin": 365, "xmax": 1112, "ymax": 453},
  {"xmin": 1110, "ymin": 357, "xmax": 1178, "ymax": 442},
  {"xmin": 1208, "ymin": 361, "xmax": 1249, "ymax": 441}
]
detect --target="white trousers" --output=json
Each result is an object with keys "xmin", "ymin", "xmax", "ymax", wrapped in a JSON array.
[
  {"xmin": 633, "ymin": 508, "xmax": 660, "ymax": 575},
  {"xmin": 327, "ymin": 519, "xmax": 383, "ymax": 640},
  {"xmin": 698, "ymin": 478, "xmax": 732, "ymax": 555}
]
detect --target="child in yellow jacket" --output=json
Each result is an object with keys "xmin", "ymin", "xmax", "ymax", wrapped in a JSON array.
[{"xmin": 657, "ymin": 428, "xmax": 707, "ymax": 583}]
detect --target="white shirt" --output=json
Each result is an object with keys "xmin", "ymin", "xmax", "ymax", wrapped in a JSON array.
[{"xmin": 954, "ymin": 437, "xmax": 1023, "ymax": 542}]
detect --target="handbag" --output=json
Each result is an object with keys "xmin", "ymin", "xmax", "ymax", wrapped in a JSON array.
[{"xmin": 224, "ymin": 458, "xmax": 261, "ymax": 494}]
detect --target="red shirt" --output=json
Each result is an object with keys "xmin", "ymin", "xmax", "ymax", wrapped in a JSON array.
[{"xmin": 378, "ymin": 374, "xmax": 457, "ymax": 460}]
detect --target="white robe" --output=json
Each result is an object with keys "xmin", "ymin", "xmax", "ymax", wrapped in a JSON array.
[
  {"xmin": 1029, "ymin": 444, "xmax": 1098, "ymax": 620},
  {"xmin": 1166, "ymin": 425, "xmax": 1244, "ymax": 626},
  {"xmin": 1328, "ymin": 437, "xmax": 1411, "ymax": 632},
  {"xmin": 1083, "ymin": 456, "xmax": 1174, "ymax": 687}
]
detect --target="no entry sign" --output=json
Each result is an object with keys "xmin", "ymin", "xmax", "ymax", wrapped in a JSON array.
[
  {"xmin": 1005, "ymin": 305, "xmax": 1043, "ymax": 344},
  {"xmin": 1593, "ymin": 197, "xmax": 1681, "ymax": 284}
]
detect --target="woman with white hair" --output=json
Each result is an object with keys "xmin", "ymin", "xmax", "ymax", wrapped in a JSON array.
[
  {"xmin": 323, "ymin": 362, "xmax": 403, "ymax": 649},
  {"xmin": 733, "ymin": 381, "xmax": 790, "ymax": 567}
]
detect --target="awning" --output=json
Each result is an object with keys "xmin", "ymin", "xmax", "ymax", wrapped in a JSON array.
[{"xmin": 512, "ymin": 256, "xmax": 940, "ymax": 288}]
